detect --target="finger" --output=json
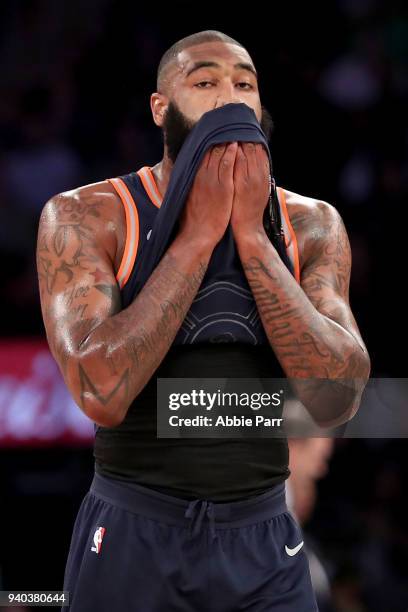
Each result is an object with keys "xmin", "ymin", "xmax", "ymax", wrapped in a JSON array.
[
  {"xmin": 257, "ymin": 144, "xmax": 272, "ymax": 198},
  {"xmin": 218, "ymin": 142, "xmax": 238, "ymax": 182},
  {"xmin": 207, "ymin": 144, "xmax": 227, "ymax": 172},
  {"xmin": 255, "ymin": 143, "xmax": 270, "ymax": 179},
  {"xmin": 233, "ymin": 144, "xmax": 248, "ymax": 182},
  {"xmin": 201, "ymin": 148, "xmax": 213, "ymax": 170},
  {"xmin": 242, "ymin": 142, "xmax": 258, "ymax": 177}
]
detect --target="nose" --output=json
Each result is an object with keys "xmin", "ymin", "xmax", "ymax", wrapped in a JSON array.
[{"xmin": 214, "ymin": 81, "xmax": 243, "ymax": 108}]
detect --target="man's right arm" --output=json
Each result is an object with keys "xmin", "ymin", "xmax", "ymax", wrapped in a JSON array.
[
  {"xmin": 36, "ymin": 188, "xmax": 212, "ymax": 428},
  {"xmin": 36, "ymin": 143, "xmax": 238, "ymax": 428}
]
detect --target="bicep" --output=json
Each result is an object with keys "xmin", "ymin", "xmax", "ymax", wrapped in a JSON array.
[
  {"xmin": 36, "ymin": 193, "xmax": 121, "ymax": 379},
  {"xmin": 300, "ymin": 202, "xmax": 367, "ymax": 351}
]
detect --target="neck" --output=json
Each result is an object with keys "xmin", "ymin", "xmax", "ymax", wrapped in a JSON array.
[{"xmin": 150, "ymin": 148, "xmax": 174, "ymax": 197}]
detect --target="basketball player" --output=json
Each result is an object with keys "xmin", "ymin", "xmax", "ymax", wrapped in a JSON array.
[{"xmin": 36, "ymin": 30, "xmax": 370, "ymax": 612}]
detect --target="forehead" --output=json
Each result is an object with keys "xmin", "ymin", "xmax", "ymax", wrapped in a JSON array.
[{"xmin": 175, "ymin": 41, "xmax": 255, "ymax": 76}]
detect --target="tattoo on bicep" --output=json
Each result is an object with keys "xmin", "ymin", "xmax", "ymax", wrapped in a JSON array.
[
  {"xmin": 94, "ymin": 283, "xmax": 122, "ymax": 316},
  {"xmin": 37, "ymin": 196, "xmax": 103, "ymax": 296},
  {"xmin": 58, "ymin": 193, "xmax": 102, "ymax": 223},
  {"xmin": 307, "ymin": 216, "xmax": 351, "ymax": 296},
  {"xmin": 62, "ymin": 283, "xmax": 90, "ymax": 306}
]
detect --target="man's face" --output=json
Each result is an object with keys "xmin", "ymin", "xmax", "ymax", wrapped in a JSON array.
[{"xmin": 158, "ymin": 41, "xmax": 274, "ymax": 162}]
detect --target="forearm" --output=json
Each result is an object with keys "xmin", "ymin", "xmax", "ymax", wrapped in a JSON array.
[
  {"xmin": 236, "ymin": 232, "xmax": 370, "ymax": 424},
  {"xmin": 69, "ymin": 234, "xmax": 212, "ymax": 426}
]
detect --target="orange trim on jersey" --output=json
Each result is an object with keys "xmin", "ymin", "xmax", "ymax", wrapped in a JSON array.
[
  {"xmin": 146, "ymin": 167, "xmax": 163, "ymax": 205},
  {"xmin": 276, "ymin": 187, "xmax": 290, "ymax": 248},
  {"xmin": 107, "ymin": 178, "xmax": 139, "ymax": 289},
  {"xmin": 137, "ymin": 167, "xmax": 162, "ymax": 208},
  {"xmin": 278, "ymin": 187, "xmax": 301, "ymax": 284}
]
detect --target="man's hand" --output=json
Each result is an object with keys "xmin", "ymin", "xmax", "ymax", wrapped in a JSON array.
[
  {"xmin": 179, "ymin": 142, "xmax": 239, "ymax": 248},
  {"xmin": 230, "ymin": 142, "xmax": 271, "ymax": 241}
]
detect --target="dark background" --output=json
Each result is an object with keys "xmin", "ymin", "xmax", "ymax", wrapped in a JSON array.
[{"xmin": 0, "ymin": 1, "xmax": 407, "ymax": 610}]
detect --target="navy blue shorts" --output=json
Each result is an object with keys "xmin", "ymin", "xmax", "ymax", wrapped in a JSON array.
[{"xmin": 62, "ymin": 472, "xmax": 318, "ymax": 611}]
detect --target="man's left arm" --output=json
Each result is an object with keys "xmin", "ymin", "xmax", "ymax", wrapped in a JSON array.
[{"xmin": 231, "ymin": 143, "xmax": 371, "ymax": 426}]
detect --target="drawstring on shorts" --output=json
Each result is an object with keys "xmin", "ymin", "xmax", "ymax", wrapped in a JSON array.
[{"xmin": 184, "ymin": 499, "xmax": 217, "ymax": 540}]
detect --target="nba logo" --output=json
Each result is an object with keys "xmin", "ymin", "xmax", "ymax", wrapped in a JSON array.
[{"xmin": 91, "ymin": 526, "xmax": 106, "ymax": 554}]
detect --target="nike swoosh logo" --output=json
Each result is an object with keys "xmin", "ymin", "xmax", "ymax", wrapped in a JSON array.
[
  {"xmin": 146, "ymin": 229, "xmax": 152, "ymax": 240},
  {"xmin": 285, "ymin": 541, "xmax": 304, "ymax": 556}
]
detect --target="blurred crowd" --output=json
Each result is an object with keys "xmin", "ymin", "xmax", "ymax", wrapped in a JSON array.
[{"xmin": 0, "ymin": 1, "xmax": 407, "ymax": 610}]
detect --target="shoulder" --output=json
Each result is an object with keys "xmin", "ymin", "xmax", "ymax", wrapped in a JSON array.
[
  {"xmin": 280, "ymin": 186, "xmax": 342, "ymax": 232},
  {"xmin": 278, "ymin": 187, "xmax": 348, "ymax": 271},
  {"xmin": 39, "ymin": 179, "xmax": 126, "ymax": 271}
]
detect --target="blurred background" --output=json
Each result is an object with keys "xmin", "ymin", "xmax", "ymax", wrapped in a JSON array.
[{"xmin": 0, "ymin": 1, "xmax": 407, "ymax": 610}]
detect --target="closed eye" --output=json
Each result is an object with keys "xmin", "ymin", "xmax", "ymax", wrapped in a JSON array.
[
  {"xmin": 195, "ymin": 81, "xmax": 215, "ymax": 88},
  {"xmin": 194, "ymin": 81, "xmax": 254, "ymax": 90}
]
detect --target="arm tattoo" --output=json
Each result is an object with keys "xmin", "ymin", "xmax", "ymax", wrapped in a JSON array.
[
  {"xmin": 75, "ymin": 252, "xmax": 208, "ymax": 421},
  {"xmin": 79, "ymin": 364, "xmax": 130, "ymax": 413},
  {"xmin": 37, "ymin": 194, "xmax": 102, "ymax": 297},
  {"xmin": 238, "ymin": 206, "xmax": 370, "ymax": 424}
]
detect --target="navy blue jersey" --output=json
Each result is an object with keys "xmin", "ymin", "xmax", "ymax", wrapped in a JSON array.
[
  {"xmin": 93, "ymin": 166, "xmax": 301, "ymax": 501},
  {"xmin": 109, "ymin": 166, "xmax": 300, "ymax": 343}
]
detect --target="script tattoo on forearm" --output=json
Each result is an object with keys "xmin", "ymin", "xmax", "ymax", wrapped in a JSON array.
[
  {"xmin": 76, "ymin": 254, "xmax": 208, "ymax": 415},
  {"xmin": 243, "ymin": 255, "xmax": 361, "ymax": 378}
]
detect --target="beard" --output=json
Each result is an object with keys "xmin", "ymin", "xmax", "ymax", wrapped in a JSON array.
[{"xmin": 162, "ymin": 100, "xmax": 275, "ymax": 163}]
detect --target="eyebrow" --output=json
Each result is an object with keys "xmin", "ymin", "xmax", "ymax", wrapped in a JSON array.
[{"xmin": 186, "ymin": 60, "xmax": 258, "ymax": 79}]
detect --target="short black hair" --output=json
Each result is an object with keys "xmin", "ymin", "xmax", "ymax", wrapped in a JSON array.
[{"xmin": 156, "ymin": 30, "xmax": 246, "ymax": 92}]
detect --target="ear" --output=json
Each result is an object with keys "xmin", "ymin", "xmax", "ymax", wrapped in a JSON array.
[{"xmin": 150, "ymin": 92, "xmax": 169, "ymax": 128}]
